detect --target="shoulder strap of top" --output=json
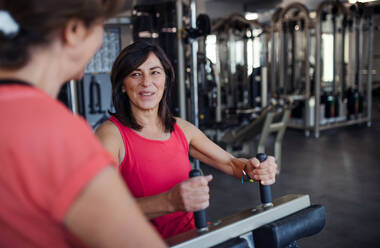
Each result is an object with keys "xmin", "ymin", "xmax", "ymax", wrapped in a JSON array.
[
  {"xmin": 172, "ymin": 122, "xmax": 190, "ymax": 152},
  {"xmin": 109, "ymin": 115, "xmax": 130, "ymax": 143}
]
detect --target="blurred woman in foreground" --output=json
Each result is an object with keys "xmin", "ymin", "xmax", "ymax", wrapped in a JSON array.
[{"xmin": 0, "ymin": 1, "xmax": 166, "ymax": 247}]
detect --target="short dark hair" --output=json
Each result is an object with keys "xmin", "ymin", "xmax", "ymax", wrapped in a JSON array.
[
  {"xmin": 0, "ymin": 0, "xmax": 124, "ymax": 69},
  {"xmin": 110, "ymin": 40, "xmax": 176, "ymax": 132}
]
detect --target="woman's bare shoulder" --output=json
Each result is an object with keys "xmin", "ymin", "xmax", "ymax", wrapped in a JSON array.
[
  {"xmin": 174, "ymin": 117, "xmax": 198, "ymax": 143},
  {"xmin": 174, "ymin": 117, "xmax": 194, "ymax": 130},
  {"xmin": 95, "ymin": 120, "xmax": 122, "ymax": 142}
]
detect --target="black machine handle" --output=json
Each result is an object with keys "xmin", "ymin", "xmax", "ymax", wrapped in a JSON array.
[
  {"xmin": 256, "ymin": 153, "xmax": 273, "ymax": 207},
  {"xmin": 189, "ymin": 169, "xmax": 208, "ymax": 231}
]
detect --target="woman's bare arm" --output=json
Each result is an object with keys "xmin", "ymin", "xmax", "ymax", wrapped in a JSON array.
[
  {"xmin": 176, "ymin": 118, "xmax": 277, "ymax": 185},
  {"xmin": 95, "ymin": 121, "xmax": 124, "ymax": 165}
]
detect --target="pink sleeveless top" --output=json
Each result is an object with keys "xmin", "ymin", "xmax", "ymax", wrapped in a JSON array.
[{"xmin": 109, "ymin": 116, "xmax": 195, "ymax": 239}]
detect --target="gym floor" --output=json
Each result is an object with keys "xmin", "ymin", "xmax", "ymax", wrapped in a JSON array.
[{"xmin": 202, "ymin": 95, "xmax": 380, "ymax": 248}]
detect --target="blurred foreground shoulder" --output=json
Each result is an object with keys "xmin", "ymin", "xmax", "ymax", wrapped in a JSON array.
[{"xmin": 65, "ymin": 166, "xmax": 167, "ymax": 248}]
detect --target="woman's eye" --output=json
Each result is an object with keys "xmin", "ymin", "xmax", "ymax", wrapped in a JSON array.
[
  {"xmin": 152, "ymin": 71, "xmax": 162, "ymax": 75},
  {"xmin": 131, "ymin": 72, "xmax": 141, "ymax": 77}
]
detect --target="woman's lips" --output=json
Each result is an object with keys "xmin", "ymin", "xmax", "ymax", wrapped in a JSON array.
[{"xmin": 139, "ymin": 91, "xmax": 155, "ymax": 97}]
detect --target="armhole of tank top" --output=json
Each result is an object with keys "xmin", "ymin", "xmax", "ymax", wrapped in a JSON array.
[
  {"xmin": 174, "ymin": 123, "xmax": 190, "ymax": 153},
  {"xmin": 109, "ymin": 117, "xmax": 128, "ymax": 166}
]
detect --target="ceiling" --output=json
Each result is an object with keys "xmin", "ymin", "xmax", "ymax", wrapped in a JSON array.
[
  {"xmin": 123, "ymin": 0, "xmax": 380, "ymax": 19},
  {"xmin": 205, "ymin": 0, "xmax": 282, "ymax": 10}
]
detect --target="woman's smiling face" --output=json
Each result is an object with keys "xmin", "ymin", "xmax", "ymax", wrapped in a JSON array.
[{"xmin": 122, "ymin": 52, "xmax": 166, "ymax": 112}]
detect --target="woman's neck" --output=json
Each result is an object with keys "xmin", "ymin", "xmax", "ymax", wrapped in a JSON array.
[
  {"xmin": 132, "ymin": 107, "xmax": 170, "ymax": 140},
  {"xmin": 133, "ymin": 107, "xmax": 160, "ymax": 127},
  {"xmin": 131, "ymin": 105, "xmax": 166, "ymax": 132},
  {"xmin": 0, "ymin": 44, "xmax": 68, "ymax": 98}
]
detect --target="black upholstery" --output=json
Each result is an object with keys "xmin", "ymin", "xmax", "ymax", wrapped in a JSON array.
[{"xmin": 253, "ymin": 205, "xmax": 326, "ymax": 248}]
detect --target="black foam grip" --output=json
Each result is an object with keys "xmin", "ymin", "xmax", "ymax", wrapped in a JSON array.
[
  {"xmin": 189, "ymin": 169, "xmax": 208, "ymax": 230},
  {"xmin": 256, "ymin": 153, "xmax": 272, "ymax": 205},
  {"xmin": 253, "ymin": 205, "xmax": 326, "ymax": 248},
  {"xmin": 194, "ymin": 210, "xmax": 207, "ymax": 230}
]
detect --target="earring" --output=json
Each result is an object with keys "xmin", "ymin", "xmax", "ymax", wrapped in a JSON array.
[{"xmin": 122, "ymin": 87, "xmax": 125, "ymax": 93}]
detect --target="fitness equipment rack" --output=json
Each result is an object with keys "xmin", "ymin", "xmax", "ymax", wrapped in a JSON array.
[{"xmin": 314, "ymin": 1, "xmax": 373, "ymax": 138}]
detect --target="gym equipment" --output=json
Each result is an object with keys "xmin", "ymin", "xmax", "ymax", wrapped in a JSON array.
[
  {"xmin": 313, "ymin": 1, "xmax": 373, "ymax": 137},
  {"xmin": 89, "ymin": 76, "xmax": 105, "ymax": 115},
  {"xmin": 346, "ymin": 87, "xmax": 363, "ymax": 118},
  {"xmin": 221, "ymin": 99, "xmax": 291, "ymax": 172},
  {"xmin": 167, "ymin": 154, "xmax": 325, "ymax": 248},
  {"xmin": 132, "ymin": 1, "xmax": 190, "ymax": 117},
  {"xmin": 212, "ymin": 13, "xmax": 268, "ymax": 114},
  {"xmin": 270, "ymin": 2, "xmax": 312, "ymax": 135},
  {"xmin": 314, "ymin": 1, "xmax": 349, "ymax": 129},
  {"xmin": 185, "ymin": 14, "xmax": 211, "ymax": 41}
]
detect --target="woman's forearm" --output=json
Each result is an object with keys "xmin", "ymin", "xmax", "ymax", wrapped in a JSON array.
[
  {"xmin": 136, "ymin": 191, "xmax": 175, "ymax": 219},
  {"xmin": 190, "ymin": 145, "xmax": 246, "ymax": 179}
]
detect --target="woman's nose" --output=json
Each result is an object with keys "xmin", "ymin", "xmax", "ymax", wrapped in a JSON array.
[{"xmin": 141, "ymin": 75, "xmax": 152, "ymax": 87}]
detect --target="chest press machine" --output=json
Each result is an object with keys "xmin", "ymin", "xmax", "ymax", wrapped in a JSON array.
[{"xmin": 166, "ymin": 154, "xmax": 326, "ymax": 248}]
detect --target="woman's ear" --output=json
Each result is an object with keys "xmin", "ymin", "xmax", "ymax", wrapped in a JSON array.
[{"xmin": 63, "ymin": 19, "xmax": 88, "ymax": 47}]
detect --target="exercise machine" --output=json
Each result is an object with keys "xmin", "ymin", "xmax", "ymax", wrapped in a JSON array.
[{"xmin": 167, "ymin": 154, "xmax": 326, "ymax": 248}]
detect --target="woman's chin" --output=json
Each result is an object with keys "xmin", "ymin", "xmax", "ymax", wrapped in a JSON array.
[
  {"xmin": 138, "ymin": 103, "xmax": 159, "ymax": 111},
  {"xmin": 72, "ymin": 70, "xmax": 85, "ymax": 80}
]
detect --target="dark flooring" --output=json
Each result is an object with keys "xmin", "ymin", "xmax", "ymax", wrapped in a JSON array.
[{"xmin": 201, "ymin": 95, "xmax": 380, "ymax": 248}]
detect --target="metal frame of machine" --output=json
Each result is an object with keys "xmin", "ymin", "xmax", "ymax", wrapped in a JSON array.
[
  {"xmin": 270, "ymin": 1, "xmax": 373, "ymax": 138},
  {"xmin": 314, "ymin": 1, "xmax": 374, "ymax": 138},
  {"xmin": 167, "ymin": 194, "xmax": 311, "ymax": 248}
]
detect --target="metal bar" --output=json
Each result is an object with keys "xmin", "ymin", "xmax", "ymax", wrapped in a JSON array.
[
  {"xmin": 168, "ymin": 194, "xmax": 311, "ymax": 248},
  {"xmin": 258, "ymin": 112, "xmax": 274, "ymax": 154},
  {"xmin": 358, "ymin": 16, "xmax": 363, "ymax": 93},
  {"xmin": 291, "ymin": 23, "xmax": 296, "ymax": 93},
  {"xmin": 243, "ymin": 34, "xmax": 249, "ymax": 106},
  {"xmin": 261, "ymin": 67, "xmax": 268, "ymax": 107},
  {"xmin": 288, "ymin": 117, "xmax": 369, "ymax": 130},
  {"xmin": 355, "ymin": 15, "xmax": 362, "ymax": 92},
  {"xmin": 228, "ymin": 28, "xmax": 234, "ymax": 108},
  {"xmin": 69, "ymin": 80, "xmax": 79, "ymax": 115},
  {"xmin": 305, "ymin": 24, "xmax": 311, "ymax": 99},
  {"xmin": 341, "ymin": 16, "xmax": 346, "ymax": 100},
  {"xmin": 268, "ymin": 122, "xmax": 285, "ymax": 132},
  {"xmin": 262, "ymin": 33, "xmax": 268, "ymax": 107},
  {"xmin": 333, "ymin": 15, "xmax": 337, "ymax": 94},
  {"xmin": 274, "ymin": 109, "xmax": 290, "ymax": 173},
  {"xmin": 213, "ymin": 62, "xmax": 222, "ymax": 122},
  {"xmin": 271, "ymin": 28, "xmax": 277, "ymax": 96},
  {"xmin": 176, "ymin": 0, "xmax": 186, "ymax": 119},
  {"xmin": 190, "ymin": 0, "xmax": 200, "ymax": 170},
  {"xmin": 279, "ymin": 24, "xmax": 285, "ymax": 91},
  {"xmin": 318, "ymin": 118, "xmax": 368, "ymax": 130},
  {"xmin": 314, "ymin": 17, "xmax": 322, "ymax": 138},
  {"xmin": 366, "ymin": 15, "xmax": 373, "ymax": 127}
]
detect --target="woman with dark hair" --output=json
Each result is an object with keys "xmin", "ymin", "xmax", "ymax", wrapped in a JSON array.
[
  {"xmin": 96, "ymin": 40, "xmax": 277, "ymax": 239},
  {"xmin": 0, "ymin": 1, "xmax": 166, "ymax": 247}
]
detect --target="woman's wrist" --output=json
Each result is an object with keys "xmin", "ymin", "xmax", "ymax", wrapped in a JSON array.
[
  {"xmin": 231, "ymin": 158, "xmax": 248, "ymax": 179},
  {"xmin": 164, "ymin": 190, "xmax": 176, "ymax": 213}
]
